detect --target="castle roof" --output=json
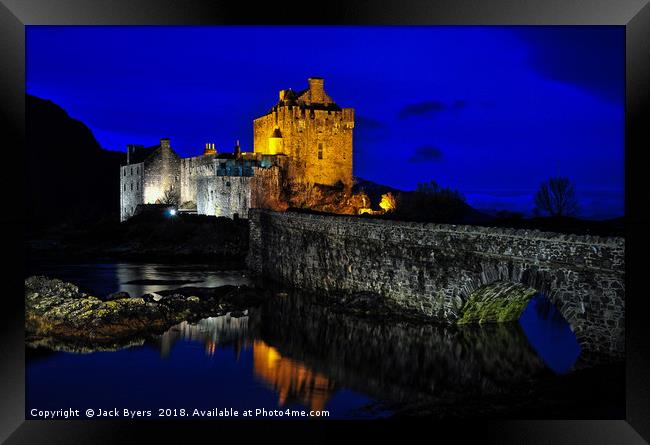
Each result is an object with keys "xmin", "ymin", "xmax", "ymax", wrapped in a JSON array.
[
  {"xmin": 126, "ymin": 142, "xmax": 181, "ymax": 165},
  {"xmin": 268, "ymin": 99, "xmax": 342, "ymax": 115},
  {"xmin": 127, "ymin": 145, "xmax": 158, "ymax": 164},
  {"xmin": 267, "ymin": 84, "xmax": 342, "ymax": 115}
]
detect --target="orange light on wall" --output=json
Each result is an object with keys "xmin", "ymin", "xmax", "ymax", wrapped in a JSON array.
[{"xmin": 379, "ymin": 192, "xmax": 397, "ymax": 212}]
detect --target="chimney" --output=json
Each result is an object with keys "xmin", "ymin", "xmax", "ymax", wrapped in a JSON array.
[
  {"xmin": 160, "ymin": 138, "xmax": 171, "ymax": 149},
  {"xmin": 234, "ymin": 140, "xmax": 241, "ymax": 158},
  {"xmin": 308, "ymin": 77, "xmax": 325, "ymax": 103}
]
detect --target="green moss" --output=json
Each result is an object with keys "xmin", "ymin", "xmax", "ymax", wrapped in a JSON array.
[{"xmin": 457, "ymin": 282, "xmax": 537, "ymax": 325}]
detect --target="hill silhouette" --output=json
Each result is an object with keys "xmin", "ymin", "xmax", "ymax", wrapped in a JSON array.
[{"xmin": 26, "ymin": 95, "xmax": 125, "ymax": 231}]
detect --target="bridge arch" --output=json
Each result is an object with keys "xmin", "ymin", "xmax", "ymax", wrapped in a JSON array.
[{"xmin": 455, "ymin": 260, "xmax": 593, "ymax": 353}]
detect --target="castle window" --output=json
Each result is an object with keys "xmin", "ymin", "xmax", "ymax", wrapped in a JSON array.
[
  {"xmin": 124, "ymin": 170, "xmax": 126, "ymax": 177},
  {"xmin": 130, "ymin": 167, "xmax": 133, "ymax": 175},
  {"xmin": 130, "ymin": 183, "xmax": 133, "ymax": 191},
  {"xmin": 124, "ymin": 184, "xmax": 126, "ymax": 191},
  {"xmin": 318, "ymin": 143, "xmax": 323, "ymax": 160}
]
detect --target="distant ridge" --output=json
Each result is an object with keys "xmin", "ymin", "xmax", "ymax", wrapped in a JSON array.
[
  {"xmin": 26, "ymin": 94, "xmax": 126, "ymax": 230},
  {"xmin": 353, "ymin": 176, "xmax": 494, "ymax": 225}
]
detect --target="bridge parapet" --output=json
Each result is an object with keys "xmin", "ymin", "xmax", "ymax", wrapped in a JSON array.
[{"xmin": 247, "ymin": 209, "xmax": 625, "ymax": 357}]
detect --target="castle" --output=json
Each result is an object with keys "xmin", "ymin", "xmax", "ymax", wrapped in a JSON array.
[{"xmin": 120, "ymin": 77, "xmax": 355, "ymax": 221}]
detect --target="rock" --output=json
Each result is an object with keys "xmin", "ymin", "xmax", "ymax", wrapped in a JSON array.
[
  {"xmin": 229, "ymin": 310, "xmax": 246, "ymax": 318},
  {"xmin": 142, "ymin": 292, "xmax": 164, "ymax": 302},
  {"xmin": 103, "ymin": 291, "xmax": 130, "ymax": 301},
  {"xmin": 24, "ymin": 276, "xmax": 267, "ymax": 349}
]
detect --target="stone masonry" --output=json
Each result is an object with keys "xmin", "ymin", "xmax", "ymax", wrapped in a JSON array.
[
  {"xmin": 121, "ymin": 77, "xmax": 354, "ymax": 221},
  {"xmin": 247, "ymin": 209, "xmax": 625, "ymax": 357},
  {"xmin": 253, "ymin": 77, "xmax": 354, "ymax": 189}
]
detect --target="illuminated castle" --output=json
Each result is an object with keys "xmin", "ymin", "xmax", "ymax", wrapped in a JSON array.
[
  {"xmin": 120, "ymin": 77, "xmax": 354, "ymax": 221},
  {"xmin": 254, "ymin": 77, "xmax": 354, "ymax": 188}
]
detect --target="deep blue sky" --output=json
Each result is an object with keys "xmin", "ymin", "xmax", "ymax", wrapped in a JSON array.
[{"xmin": 26, "ymin": 26, "xmax": 624, "ymax": 218}]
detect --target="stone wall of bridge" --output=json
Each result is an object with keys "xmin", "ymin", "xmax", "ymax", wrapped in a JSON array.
[{"xmin": 247, "ymin": 210, "xmax": 625, "ymax": 357}]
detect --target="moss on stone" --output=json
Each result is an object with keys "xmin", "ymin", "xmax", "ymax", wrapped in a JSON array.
[
  {"xmin": 457, "ymin": 282, "xmax": 537, "ymax": 325},
  {"xmin": 25, "ymin": 276, "xmax": 265, "ymax": 349}
]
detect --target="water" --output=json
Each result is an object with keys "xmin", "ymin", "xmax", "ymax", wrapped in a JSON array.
[
  {"xmin": 519, "ymin": 293, "xmax": 582, "ymax": 374},
  {"xmin": 25, "ymin": 262, "xmax": 592, "ymax": 419},
  {"xmin": 26, "ymin": 261, "xmax": 251, "ymax": 297}
]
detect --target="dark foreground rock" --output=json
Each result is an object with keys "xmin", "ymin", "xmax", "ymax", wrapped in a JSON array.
[{"xmin": 25, "ymin": 276, "xmax": 265, "ymax": 349}]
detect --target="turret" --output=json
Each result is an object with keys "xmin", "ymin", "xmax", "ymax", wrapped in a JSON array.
[
  {"xmin": 307, "ymin": 77, "xmax": 325, "ymax": 103},
  {"xmin": 160, "ymin": 138, "xmax": 171, "ymax": 150}
]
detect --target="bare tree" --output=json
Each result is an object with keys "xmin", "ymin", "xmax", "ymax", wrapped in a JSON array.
[
  {"xmin": 534, "ymin": 177, "xmax": 578, "ymax": 217},
  {"xmin": 159, "ymin": 185, "xmax": 180, "ymax": 206}
]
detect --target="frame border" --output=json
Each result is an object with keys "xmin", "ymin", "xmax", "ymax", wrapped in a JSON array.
[{"xmin": 2, "ymin": 0, "xmax": 649, "ymax": 443}]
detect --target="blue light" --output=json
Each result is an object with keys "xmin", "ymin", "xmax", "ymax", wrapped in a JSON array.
[
  {"xmin": 168, "ymin": 209, "xmax": 177, "ymax": 217},
  {"xmin": 519, "ymin": 293, "xmax": 581, "ymax": 374}
]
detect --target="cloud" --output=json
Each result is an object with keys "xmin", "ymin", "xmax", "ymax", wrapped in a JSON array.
[
  {"xmin": 399, "ymin": 100, "xmax": 467, "ymax": 118},
  {"xmin": 408, "ymin": 145, "xmax": 444, "ymax": 163},
  {"xmin": 512, "ymin": 27, "xmax": 624, "ymax": 103},
  {"xmin": 354, "ymin": 116, "xmax": 389, "ymax": 148},
  {"xmin": 355, "ymin": 116, "xmax": 386, "ymax": 129}
]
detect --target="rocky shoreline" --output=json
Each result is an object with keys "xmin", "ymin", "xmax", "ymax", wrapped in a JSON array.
[{"xmin": 25, "ymin": 276, "xmax": 265, "ymax": 350}]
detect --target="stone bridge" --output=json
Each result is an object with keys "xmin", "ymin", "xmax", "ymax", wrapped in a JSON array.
[{"xmin": 247, "ymin": 209, "xmax": 625, "ymax": 357}]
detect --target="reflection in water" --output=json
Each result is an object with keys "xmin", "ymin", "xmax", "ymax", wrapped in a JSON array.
[
  {"xmin": 252, "ymin": 340, "xmax": 336, "ymax": 412},
  {"xmin": 115, "ymin": 264, "xmax": 250, "ymax": 298},
  {"xmin": 518, "ymin": 293, "xmax": 581, "ymax": 374},
  {"xmin": 257, "ymin": 292, "xmax": 550, "ymax": 409},
  {"xmin": 25, "ymin": 263, "xmax": 590, "ymax": 418},
  {"xmin": 27, "ymin": 261, "xmax": 250, "ymax": 298},
  {"xmin": 154, "ymin": 312, "xmax": 336, "ymax": 411},
  {"xmin": 157, "ymin": 313, "xmax": 252, "ymax": 358},
  {"xmin": 145, "ymin": 291, "xmax": 557, "ymax": 414}
]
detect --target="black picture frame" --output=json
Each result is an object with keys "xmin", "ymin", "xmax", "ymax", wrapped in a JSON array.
[{"xmin": 2, "ymin": 0, "xmax": 649, "ymax": 443}]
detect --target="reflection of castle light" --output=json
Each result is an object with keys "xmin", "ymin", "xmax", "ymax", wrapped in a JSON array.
[
  {"xmin": 158, "ymin": 312, "xmax": 251, "ymax": 358},
  {"xmin": 252, "ymin": 340, "xmax": 336, "ymax": 412},
  {"xmin": 158, "ymin": 313, "xmax": 337, "ymax": 410}
]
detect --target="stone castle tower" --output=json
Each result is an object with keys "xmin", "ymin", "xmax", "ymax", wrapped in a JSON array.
[{"xmin": 253, "ymin": 77, "xmax": 354, "ymax": 188}]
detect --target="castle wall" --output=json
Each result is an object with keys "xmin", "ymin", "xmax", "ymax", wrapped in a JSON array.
[
  {"xmin": 195, "ymin": 166, "xmax": 282, "ymax": 218},
  {"xmin": 250, "ymin": 167, "xmax": 282, "ymax": 209},
  {"xmin": 142, "ymin": 145, "xmax": 181, "ymax": 205},
  {"xmin": 180, "ymin": 155, "xmax": 215, "ymax": 205},
  {"xmin": 197, "ymin": 176, "xmax": 252, "ymax": 218},
  {"xmin": 253, "ymin": 107, "xmax": 354, "ymax": 188},
  {"xmin": 120, "ymin": 162, "xmax": 144, "ymax": 221},
  {"xmin": 248, "ymin": 210, "xmax": 625, "ymax": 357}
]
